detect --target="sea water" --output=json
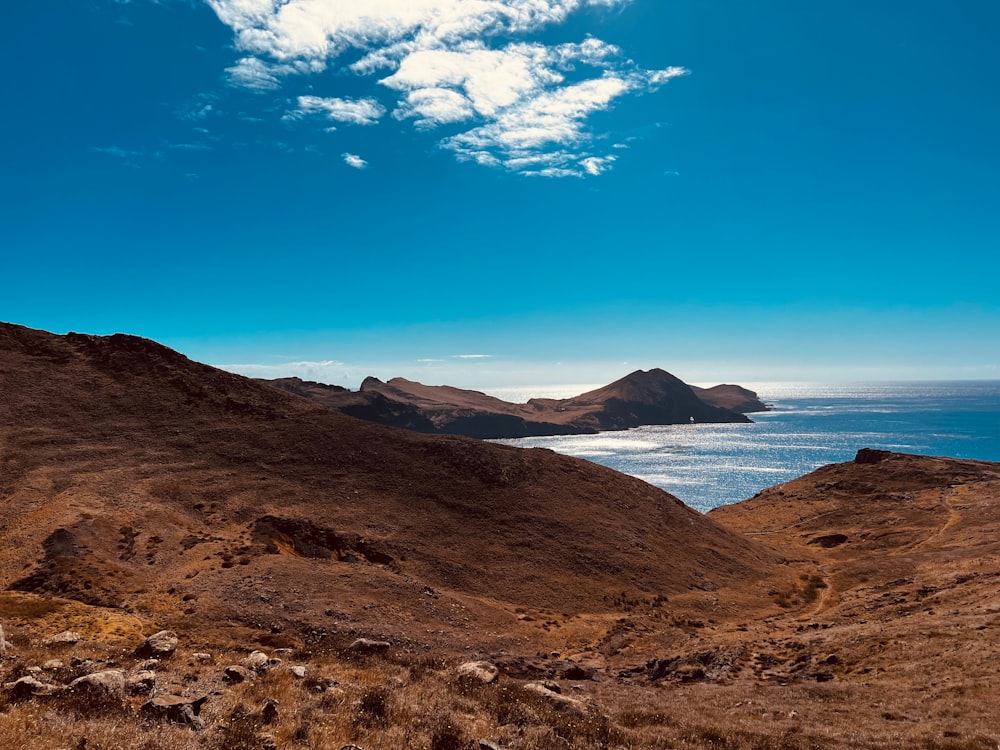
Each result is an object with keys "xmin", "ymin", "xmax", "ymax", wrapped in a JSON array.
[{"xmin": 491, "ymin": 382, "xmax": 1000, "ymax": 512}]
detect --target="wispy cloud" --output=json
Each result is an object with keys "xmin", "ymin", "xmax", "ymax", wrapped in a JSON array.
[
  {"xmin": 205, "ymin": 0, "xmax": 686, "ymax": 176},
  {"xmin": 342, "ymin": 153, "xmax": 368, "ymax": 169},
  {"xmin": 453, "ymin": 354, "xmax": 492, "ymax": 359},
  {"xmin": 286, "ymin": 96, "xmax": 386, "ymax": 125}
]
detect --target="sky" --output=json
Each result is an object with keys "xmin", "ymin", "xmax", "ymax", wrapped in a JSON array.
[{"xmin": 4, "ymin": 0, "xmax": 999, "ymax": 389}]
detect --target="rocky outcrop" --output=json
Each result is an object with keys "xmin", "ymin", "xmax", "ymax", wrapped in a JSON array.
[{"xmin": 690, "ymin": 383, "xmax": 768, "ymax": 413}]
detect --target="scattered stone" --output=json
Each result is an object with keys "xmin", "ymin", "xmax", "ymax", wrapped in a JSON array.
[
  {"xmin": 223, "ymin": 665, "xmax": 253, "ymax": 683},
  {"xmin": 272, "ymin": 648, "xmax": 294, "ymax": 657},
  {"xmin": 458, "ymin": 661, "xmax": 499, "ymax": 684},
  {"xmin": 241, "ymin": 650, "xmax": 270, "ymax": 672},
  {"xmin": 45, "ymin": 631, "xmax": 83, "ymax": 646},
  {"xmin": 126, "ymin": 670, "xmax": 157, "ymax": 695},
  {"xmin": 290, "ymin": 665, "xmax": 307, "ymax": 678},
  {"xmin": 192, "ymin": 652, "xmax": 212, "ymax": 662},
  {"xmin": 348, "ymin": 638, "xmax": 391, "ymax": 653},
  {"xmin": 134, "ymin": 630, "xmax": 178, "ymax": 658},
  {"xmin": 261, "ymin": 698, "xmax": 279, "ymax": 725},
  {"xmin": 523, "ymin": 682, "xmax": 587, "ymax": 713},
  {"xmin": 4, "ymin": 675, "xmax": 64, "ymax": 700},
  {"xmin": 68, "ymin": 670, "xmax": 126, "ymax": 698},
  {"xmin": 138, "ymin": 659, "xmax": 160, "ymax": 671},
  {"xmin": 0, "ymin": 622, "xmax": 10, "ymax": 655},
  {"xmin": 140, "ymin": 694, "xmax": 209, "ymax": 730},
  {"xmin": 42, "ymin": 659, "xmax": 64, "ymax": 670},
  {"xmin": 477, "ymin": 742, "xmax": 503, "ymax": 750},
  {"xmin": 27, "ymin": 666, "xmax": 42, "ymax": 674},
  {"xmin": 553, "ymin": 660, "xmax": 597, "ymax": 681}
]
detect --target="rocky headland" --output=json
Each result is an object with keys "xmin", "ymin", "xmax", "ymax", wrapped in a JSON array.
[{"xmin": 263, "ymin": 368, "xmax": 768, "ymax": 439}]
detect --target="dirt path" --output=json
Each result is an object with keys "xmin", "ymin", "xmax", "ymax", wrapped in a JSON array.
[{"xmin": 905, "ymin": 486, "xmax": 964, "ymax": 555}]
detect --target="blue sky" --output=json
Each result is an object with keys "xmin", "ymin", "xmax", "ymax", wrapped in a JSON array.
[{"xmin": 4, "ymin": 0, "xmax": 999, "ymax": 388}]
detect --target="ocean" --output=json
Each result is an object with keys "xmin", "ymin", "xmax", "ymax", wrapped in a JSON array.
[{"xmin": 490, "ymin": 381, "xmax": 1000, "ymax": 512}]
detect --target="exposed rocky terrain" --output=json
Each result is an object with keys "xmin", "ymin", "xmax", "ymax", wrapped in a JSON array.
[
  {"xmin": 2, "ymin": 322, "xmax": 999, "ymax": 749},
  {"xmin": 263, "ymin": 369, "xmax": 767, "ymax": 439}
]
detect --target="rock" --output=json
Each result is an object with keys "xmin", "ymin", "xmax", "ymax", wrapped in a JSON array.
[
  {"xmin": 42, "ymin": 659, "xmax": 64, "ymax": 670},
  {"xmin": 261, "ymin": 698, "xmax": 279, "ymax": 725},
  {"xmin": 192, "ymin": 652, "xmax": 212, "ymax": 662},
  {"xmin": 134, "ymin": 630, "xmax": 178, "ymax": 658},
  {"xmin": 348, "ymin": 638, "xmax": 391, "ymax": 653},
  {"xmin": 45, "ymin": 630, "xmax": 83, "ymax": 646},
  {"xmin": 553, "ymin": 660, "xmax": 596, "ymax": 681},
  {"xmin": 523, "ymin": 682, "xmax": 587, "ymax": 713},
  {"xmin": 458, "ymin": 660, "xmax": 499, "ymax": 684},
  {"xmin": 855, "ymin": 448, "xmax": 891, "ymax": 464},
  {"xmin": 0, "ymin": 622, "xmax": 10, "ymax": 655},
  {"xmin": 68, "ymin": 669, "xmax": 126, "ymax": 698},
  {"xmin": 140, "ymin": 694, "xmax": 209, "ymax": 730},
  {"xmin": 138, "ymin": 659, "xmax": 160, "ymax": 671},
  {"xmin": 477, "ymin": 742, "xmax": 503, "ymax": 750},
  {"xmin": 223, "ymin": 665, "xmax": 253, "ymax": 683},
  {"xmin": 290, "ymin": 665, "xmax": 307, "ymax": 678},
  {"xmin": 4, "ymin": 675, "xmax": 64, "ymax": 700},
  {"xmin": 241, "ymin": 650, "xmax": 270, "ymax": 672},
  {"xmin": 126, "ymin": 670, "xmax": 157, "ymax": 695}
]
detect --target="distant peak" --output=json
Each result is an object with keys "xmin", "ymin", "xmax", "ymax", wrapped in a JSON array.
[{"xmin": 359, "ymin": 376, "xmax": 386, "ymax": 391}]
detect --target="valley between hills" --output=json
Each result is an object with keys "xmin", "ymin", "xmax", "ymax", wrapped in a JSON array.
[{"xmin": 1, "ymin": 322, "xmax": 999, "ymax": 749}]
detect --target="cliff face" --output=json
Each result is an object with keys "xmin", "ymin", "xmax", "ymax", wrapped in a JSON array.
[{"xmin": 265, "ymin": 368, "xmax": 759, "ymax": 439}]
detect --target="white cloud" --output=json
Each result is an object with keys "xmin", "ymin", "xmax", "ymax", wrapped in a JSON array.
[
  {"xmin": 342, "ymin": 152, "xmax": 368, "ymax": 169},
  {"xmin": 288, "ymin": 95, "xmax": 386, "ymax": 125},
  {"xmin": 453, "ymin": 354, "xmax": 492, "ymax": 359},
  {"xmin": 206, "ymin": 0, "xmax": 687, "ymax": 176}
]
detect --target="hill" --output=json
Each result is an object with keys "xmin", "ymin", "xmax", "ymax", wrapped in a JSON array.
[
  {"xmin": 0, "ymin": 322, "xmax": 776, "ymax": 647},
  {"xmin": 3, "ymin": 322, "xmax": 1000, "ymax": 748},
  {"xmin": 264, "ymin": 368, "xmax": 766, "ymax": 439}
]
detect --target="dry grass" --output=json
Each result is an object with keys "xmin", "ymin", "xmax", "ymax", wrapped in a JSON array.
[{"xmin": 2, "ymin": 620, "xmax": 1000, "ymax": 750}]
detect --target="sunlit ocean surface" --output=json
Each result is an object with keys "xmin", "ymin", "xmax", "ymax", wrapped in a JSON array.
[{"xmin": 490, "ymin": 382, "xmax": 1000, "ymax": 512}]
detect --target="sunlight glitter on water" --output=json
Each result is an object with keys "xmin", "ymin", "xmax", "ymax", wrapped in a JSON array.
[{"xmin": 495, "ymin": 381, "xmax": 1000, "ymax": 512}]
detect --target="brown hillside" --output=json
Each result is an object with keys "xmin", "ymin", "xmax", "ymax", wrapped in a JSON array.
[{"xmin": 0, "ymin": 322, "xmax": 777, "ymax": 651}]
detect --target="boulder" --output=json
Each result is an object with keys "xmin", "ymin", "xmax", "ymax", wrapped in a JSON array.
[
  {"xmin": 134, "ymin": 630, "xmax": 178, "ymax": 658},
  {"xmin": 523, "ymin": 682, "xmax": 587, "ymax": 713},
  {"xmin": 126, "ymin": 670, "xmax": 157, "ymax": 695},
  {"xmin": 241, "ymin": 650, "xmax": 270, "ymax": 672},
  {"xmin": 261, "ymin": 698, "xmax": 279, "ymax": 725},
  {"xmin": 68, "ymin": 669, "xmax": 126, "ymax": 698},
  {"xmin": 4, "ymin": 675, "xmax": 63, "ymax": 700},
  {"xmin": 44, "ymin": 630, "xmax": 83, "ymax": 646},
  {"xmin": 223, "ymin": 665, "xmax": 253, "ymax": 683},
  {"xmin": 348, "ymin": 638, "xmax": 391, "ymax": 653},
  {"xmin": 140, "ymin": 694, "xmax": 209, "ymax": 730},
  {"xmin": 457, "ymin": 660, "xmax": 499, "ymax": 684},
  {"xmin": 0, "ymin": 622, "xmax": 10, "ymax": 655}
]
